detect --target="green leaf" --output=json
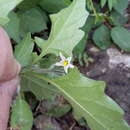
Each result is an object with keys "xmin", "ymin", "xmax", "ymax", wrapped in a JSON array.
[
  {"xmin": 39, "ymin": 0, "xmax": 71, "ymax": 13},
  {"xmin": 108, "ymin": 0, "xmax": 113, "ymax": 10},
  {"xmin": 21, "ymin": 70, "xmax": 71, "ymax": 117},
  {"xmin": 73, "ymin": 16, "xmax": 95, "ymax": 59},
  {"xmin": 39, "ymin": 54, "xmax": 58, "ymax": 69},
  {"xmin": 19, "ymin": 7, "xmax": 48, "ymax": 34},
  {"xmin": 18, "ymin": 0, "xmax": 40, "ymax": 10},
  {"xmin": 34, "ymin": 0, "xmax": 89, "ymax": 63},
  {"xmin": 35, "ymin": 37, "xmax": 47, "ymax": 49},
  {"xmin": 113, "ymin": 0, "xmax": 128, "ymax": 14},
  {"xmin": 111, "ymin": 27, "xmax": 130, "ymax": 52},
  {"xmin": 28, "ymin": 68, "xmax": 130, "ymax": 130},
  {"xmin": 40, "ymin": 97, "xmax": 71, "ymax": 117},
  {"xmin": 21, "ymin": 71, "xmax": 60, "ymax": 100},
  {"xmin": 110, "ymin": 11, "xmax": 128, "ymax": 26},
  {"xmin": 4, "ymin": 11, "xmax": 21, "ymax": 43},
  {"xmin": 101, "ymin": 0, "xmax": 107, "ymax": 8},
  {"xmin": 14, "ymin": 33, "xmax": 34, "ymax": 67},
  {"xmin": 0, "ymin": 0, "xmax": 23, "ymax": 26},
  {"xmin": 64, "ymin": 0, "xmax": 71, "ymax": 6},
  {"xmin": 93, "ymin": 25, "xmax": 111, "ymax": 50},
  {"xmin": 11, "ymin": 96, "xmax": 33, "ymax": 130},
  {"xmin": 73, "ymin": 35, "xmax": 88, "ymax": 60}
]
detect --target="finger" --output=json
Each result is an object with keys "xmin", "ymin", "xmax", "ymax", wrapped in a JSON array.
[
  {"xmin": 0, "ymin": 27, "xmax": 21, "ymax": 82},
  {"xmin": 0, "ymin": 76, "xmax": 20, "ymax": 130}
]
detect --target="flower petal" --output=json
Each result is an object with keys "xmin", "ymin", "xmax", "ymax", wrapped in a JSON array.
[
  {"xmin": 55, "ymin": 62, "xmax": 63, "ymax": 66},
  {"xmin": 69, "ymin": 64, "xmax": 74, "ymax": 68},
  {"xmin": 59, "ymin": 52, "xmax": 66, "ymax": 61},
  {"xmin": 67, "ymin": 57, "xmax": 72, "ymax": 63},
  {"xmin": 64, "ymin": 66, "xmax": 69, "ymax": 73}
]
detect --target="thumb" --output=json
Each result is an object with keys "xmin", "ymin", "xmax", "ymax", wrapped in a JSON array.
[{"xmin": 0, "ymin": 27, "xmax": 21, "ymax": 82}]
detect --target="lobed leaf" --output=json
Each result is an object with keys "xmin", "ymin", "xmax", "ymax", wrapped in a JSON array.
[
  {"xmin": 34, "ymin": 0, "xmax": 89, "ymax": 63},
  {"xmin": 27, "ymin": 68, "xmax": 130, "ymax": 130}
]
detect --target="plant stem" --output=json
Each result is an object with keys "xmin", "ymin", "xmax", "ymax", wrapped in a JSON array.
[{"xmin": 89, "ymin": 0, "xmax": 98, "ymax": 19}]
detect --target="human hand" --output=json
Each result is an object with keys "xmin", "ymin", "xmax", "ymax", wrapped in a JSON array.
[{"xmin": 0, "ymin": 27, "xmax": 21, "ymax": 130}]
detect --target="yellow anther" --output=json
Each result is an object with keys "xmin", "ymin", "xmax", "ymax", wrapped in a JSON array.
[{"xmin": 63, "ymin": 61, "xmax": 68, "ymax": 66}]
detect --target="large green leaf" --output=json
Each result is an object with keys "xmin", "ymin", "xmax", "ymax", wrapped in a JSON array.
[
  {"xmin": 14, "ymin": 33, "xmax": 34, "ymax": 66},
  {"xmin": 11, "ymin": 96, "xmax": 33, "ymax": 130},
  {"xmin": 111, "ymin": 27, "xmax": 130, "ymax": 52},
  {"xmin": 0, "ymin": 0, "xmax": 23, "ymax": 25},
  {"xmin": 28, "ymin": 68, "xmax": 130, "ymax": 130},
  {"xmin": 34, "ymin": 0, "xmax": 89, "ymax": 63}
]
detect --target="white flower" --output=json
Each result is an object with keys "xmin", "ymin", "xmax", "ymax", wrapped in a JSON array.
[{"xmin": 55, "ymin": 52, "xmax": 74, "ymax": 73}]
